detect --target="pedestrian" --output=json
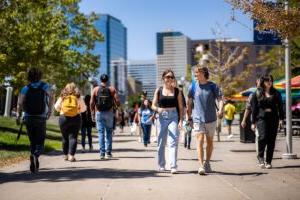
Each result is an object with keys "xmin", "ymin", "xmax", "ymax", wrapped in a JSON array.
[
  {"xmin": 241, "ymin": 77, "xmax": 261, "ymax": 128},
  {"xmin": 183, "ymin": 114, "xmax": 192, "ymax": 149},
  {"xmin": 118, "ymin": 108, "xmax": 125, "ymax": 133},
  {"xmin": 152, "ymin": 69, "xmax": 183, "ymax": 174},
  {"xmin": 81, "ymin": 95, "xmax": 94, "ymax": 152},
  {"xmin": 16, "ymin": 67, "xmax": 55, "ymax": 173},
  {"xmin": 241, "ymin": 77, "xmax": 261, "ymax": 155},
  {"xmin": 177, "ymin": 83, "xmax": 189, "ymax": 148},
  {"xmin": 54, "ymin": 82, "xmax": 86, "ymax": 162},
  {"xmin": 187, "ymin": 66, "xmax": 223, "ymax": 175},
  {"xmin": 138, "ymin": 99, "xmax": 155, "ymax": 147},
  {"xmin": 90, "ymin": 74, "xmax": 120, "ymax": 160},
  {"xmin": 224, "ymin": 100, "xmax": 236, "ymax": 140},
  {"xmin": 250, "ymin": 74, "xmax": 284, "ymax": 169}
]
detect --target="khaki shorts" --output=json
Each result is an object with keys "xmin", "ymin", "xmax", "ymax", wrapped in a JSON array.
[{"xmin": 193, "ymin": 121, "xmax": 217, "ymax": 137}]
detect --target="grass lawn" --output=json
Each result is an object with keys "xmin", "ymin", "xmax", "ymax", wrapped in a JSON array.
[{"xmin": 0, "ymin": 116, "xmax": 62, "ymax": 168}]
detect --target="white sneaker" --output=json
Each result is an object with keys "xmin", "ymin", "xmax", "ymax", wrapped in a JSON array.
[
  {"xmin": 265, "ymin": 163, "xmax": 272, "ymax": 169},
  {"xmin": 170, "ymin": 168, "xmax": 177, "ymax": 174},
  {"xmin": 227, "ymin": 134, "xmax": 233, "ymax": 140},
  {"xmin": 158, "ymin": 167, "xmax": 165, "ymax": 172},
  {"xmin": 204, "ymin": 161, "xmax": 212, "ymax": 173},
  {"xmin": 198, "ymin": 166, "xmax": 205, "ymax": 175}
]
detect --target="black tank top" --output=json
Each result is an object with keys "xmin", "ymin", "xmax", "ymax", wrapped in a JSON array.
[{"xmin": 158, "ymin": 87, "xmax": 179, "ymax": 108}]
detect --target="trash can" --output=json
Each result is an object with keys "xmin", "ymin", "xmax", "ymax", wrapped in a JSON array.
[{"xmin": 240, "ymin": 111, "xmax": 255, "ymax": 143}]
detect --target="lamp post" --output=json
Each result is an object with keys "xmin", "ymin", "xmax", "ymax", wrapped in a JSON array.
[{"xmin": 282, "ymin": 0, "xmax": 297, "ymax": 159}]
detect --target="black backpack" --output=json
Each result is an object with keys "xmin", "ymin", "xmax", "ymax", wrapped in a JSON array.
[
  {"xmin": 24, "ymin": 82, "xmax": 47, "ymax": 115},
  {"xmin": 96, "ymin": 86, "xmax": 114, "ymax": 111}
]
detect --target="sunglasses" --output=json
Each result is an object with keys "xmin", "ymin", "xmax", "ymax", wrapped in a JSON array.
[
  {"xmin": 164, "ymin": 75, "xmax": 175, "ymax": 79},
  {"xmin": 264, "ymin": 78, "xmax": 273, "ymax": 82}
]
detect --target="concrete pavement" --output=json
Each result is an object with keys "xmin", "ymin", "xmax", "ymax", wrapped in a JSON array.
[{"xmin": 1, "ymin": 125, "xmax": 300, "ymax": 200}]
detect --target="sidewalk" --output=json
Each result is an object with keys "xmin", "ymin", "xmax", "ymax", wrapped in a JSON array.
[{"xmin": 0, "ymin": 125, "xmax": 300, "ymax": 200}]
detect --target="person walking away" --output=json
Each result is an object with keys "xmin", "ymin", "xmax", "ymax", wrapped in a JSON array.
[
  {"xmin": 241, "ymin": 77, "xmax": 261, "ymax": 155},
  {"xmin": 16, "ymin": 67, "xmax": 55, "ymax": 173},
  {"xmin": 81, "ymin": 95, "xmax": 94, "ymax": 152},
  {"xmin": 152, "ymin": 69, "xmax": 183, "ymax": 174},
  {"xmin": 187, "ymin": 66, "xmax": 223, "ymax": 175},
  {"xmin": 250, "ymin": 74, "xmax": 284, "ymax": 169},
  {"xmin": 224, "ymin": 100, "xmax": 236, "ymax": 140},
  {"xmin": 183, "ymin": 114, "xmax": 192, "ymax": 149},
  {"xmin": 138, "ymin": 99, "xmax": 155, "ymax": 147},
  {"xmin": 90, "ymin": 74, "xmax": 120, "ymax": 160},
  {"xmin": 54, "ymin": 83, "xmax": 86, "ymax": 162}
]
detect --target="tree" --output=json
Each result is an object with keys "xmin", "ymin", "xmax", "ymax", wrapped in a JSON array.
[
  {"xmin": 226, "ymin": 0, "xmax": 300, "ymax": 39},
  {"xmin": 195, "ymin": 41, "xmax": 255, "ymax": 97},
  {"xmin": 0, "ymin": 0, "xmax": 103, "ymax": 93}
]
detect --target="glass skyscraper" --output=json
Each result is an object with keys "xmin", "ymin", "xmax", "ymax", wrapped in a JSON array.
[
  {"xmin": 93, "ymin": 14, "xmax": 127, "ymax": 102},
  {"xmin": 127, "ymin": 60, "xmax": 157, "ymax": 99},
  {"xmin": 156, "ymin": 31, "xmax": 191, "ymax": 86}
]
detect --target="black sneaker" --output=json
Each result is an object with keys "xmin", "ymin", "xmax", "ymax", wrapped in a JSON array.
[
  {"xmin": 30, "ymin": 155, "xmax": 35, "ymax": 173},
  {"xmin": 34, "ymin": 155, "xmax": 39, "ymax": 173}
]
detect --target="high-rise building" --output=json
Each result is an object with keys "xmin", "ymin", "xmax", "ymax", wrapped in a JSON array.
[
  {"xmin": 156, "ymin": 31, "xmax": 191, "ymax": 86},
  {"xmin": 93, "ymin": 14, "xmax": 127, "ymax": 102},
  {"xmin": 127, "ymin": 60, "xmax": 157, "ymax": 99}
]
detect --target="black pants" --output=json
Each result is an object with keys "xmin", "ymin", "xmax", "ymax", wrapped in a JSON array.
[
  {"xmin": 25, "ymin": 116, "xmax": 46, "ymax": 157},
  {"xmin": 257, "ymin": 113, "xmax": 279, "ymax": 164},
  {"xmin": 59, "ymin": 115, "xmax": 81, "ymax": 156}
]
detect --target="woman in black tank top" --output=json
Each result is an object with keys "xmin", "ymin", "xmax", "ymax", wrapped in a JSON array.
[{"xmin": 152, "ymin": 69, "xmax": 183, "ymax": 174}]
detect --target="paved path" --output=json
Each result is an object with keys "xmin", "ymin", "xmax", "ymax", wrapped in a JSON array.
[{"xmin": 1, "ymin": 126, "xmax": 300, "ymax": 200}]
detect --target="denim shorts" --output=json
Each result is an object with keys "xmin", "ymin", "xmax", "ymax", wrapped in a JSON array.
[{"xmin": 193, "ymin": 121, "xmax": 217, "ymax": 137}]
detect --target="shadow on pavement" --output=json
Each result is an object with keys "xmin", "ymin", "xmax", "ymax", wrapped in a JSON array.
[
  {"xmin": 115, "ymin": 156, "xmax": 154, "ymax": 159},
  {"xmin": 113, "ymin": 139, "xmax": 137, "ymax": 143},
  {"xmin": 211, "ymin": 171, "xmax": 267, "ymax": 176},
  {"xmin": 113, "ymin": 148, "xmax": 156, "ymax": 152},
  {"xmin": 76, "ymin": 158, "xmax": 119, "ymax": 162},
  {"xmin": 272, "ymin": 165, "xmax": 300, "ymax": 169},
  {"xmin": 0, "ymin": 168, "xmax": 165, "ymax": 184}
]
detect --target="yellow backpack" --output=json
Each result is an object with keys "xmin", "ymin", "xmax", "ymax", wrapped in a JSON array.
[{"xmin": 61, "ymin": 95, "xmax": 78, "ymax": 117}]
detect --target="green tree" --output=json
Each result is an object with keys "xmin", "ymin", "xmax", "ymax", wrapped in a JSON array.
[
  {"xmin": 226, "ymin": 0, "xmax": 300, "ymax": 39},
  {"xmin": 0, "ymin": 0, "xmax": 103, "ymax": 93}
]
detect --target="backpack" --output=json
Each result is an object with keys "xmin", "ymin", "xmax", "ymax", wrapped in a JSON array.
[
  {"xmin": 24, "ymin": 82, "xmax": 47, "ymax": 115},
  {"xmin": 190, "ymin": 81, "xmax": 219, "ymax": 111},
  {"xmin": 61, "ymin": 95, "xmax": 78, "ymax": 117},
  {"xmin": 96, "ymin": 86, "xmax": 114, "ymax": 111}
]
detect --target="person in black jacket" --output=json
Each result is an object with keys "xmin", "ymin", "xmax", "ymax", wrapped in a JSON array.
[
  {"xmin": 250, "ymin": 74, "xmax": 284, "ymax": 169},
  {"xmin": 81, "ymin": 95, "xmax": 94, "ymax": 152}
]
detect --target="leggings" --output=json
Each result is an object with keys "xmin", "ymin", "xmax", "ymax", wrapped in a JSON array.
[{"xmin": 59, "ymin": 115, "xmax": 81, "ymax": 156}]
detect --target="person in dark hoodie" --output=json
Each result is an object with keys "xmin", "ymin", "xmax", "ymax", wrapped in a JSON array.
[{"xmin": 250, "ymin": 74, "xmax": 284, "ymax": 169}]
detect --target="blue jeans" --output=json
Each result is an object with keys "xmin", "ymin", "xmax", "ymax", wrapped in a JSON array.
[
  {"xmin": 141, "ymin": 123, "xmax": 152, "ymax": 145},
  {"xmin": 96, "ymin": 111, "xmax": 114, "ymax": 155},
  {"xmin": 157, "ymin": 109, "xmax": 179, "ymax": 169}
]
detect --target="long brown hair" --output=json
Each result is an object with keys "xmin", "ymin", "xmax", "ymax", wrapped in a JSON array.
[
  {"xmin": 60, "ymin": 82, "xmax": 81, "ymax": 98},
  {"xmin": 161, "ymin": 69, "xmax": 175, "ymax": 80}
]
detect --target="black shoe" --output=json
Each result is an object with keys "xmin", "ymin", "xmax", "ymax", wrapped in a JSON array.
[
  {"xmin": 187, "ymin": 146, "xmax": 191, "ymax": 149},
  {"xmin": 34, "ymin": 156, "xmax": 39, "ymax": 172},
  {"xmin": 144, "ymin": 144, "xmax": 147, "ymax": 147},
  {"xmin": 30, "ymin": 155, "xmax": 35, "ymax": 173}
]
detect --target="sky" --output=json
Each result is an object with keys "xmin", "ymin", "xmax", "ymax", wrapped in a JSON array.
[{"xmin": 79, "ymin": 0, "xmax": 253, "ymax": 60}]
